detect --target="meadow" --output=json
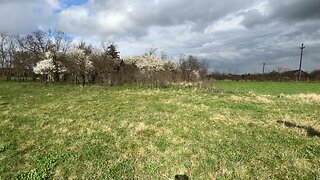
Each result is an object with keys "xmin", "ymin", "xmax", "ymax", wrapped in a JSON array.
[{"xmin": 0, "ymin": 81, "xmax": 320, "ymax": 179}]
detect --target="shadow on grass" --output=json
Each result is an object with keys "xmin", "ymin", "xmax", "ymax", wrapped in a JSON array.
[
  {"xmin": 277, "ymin": 120, "xmax": 320, "ymax": 137},
  {"xmin": 175, "ymin": 174, "xmax": 189, "ymax": 180}
]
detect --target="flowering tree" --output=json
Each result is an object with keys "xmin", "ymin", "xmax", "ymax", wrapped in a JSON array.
[
  {"xmin": 66, "ymin": 47, "xmax": 94, "ymax": 85},
  {"xmin": 124, "ymin": 55, "xmax": 178, "ymax": 72},
  {"xmin": 33, "ymin": 51, "xmax": 66, "ymax": 82},
  {"xmin": 164, "ymin": 61, "xmax": 179, "ymax": 72},
  {"xmin": 124, "ymin": 55, "xmax": 180, "ymax": 83},
  {"xmin": 33, "ymin": 58, "xmax": 55, "ymax": 75}
]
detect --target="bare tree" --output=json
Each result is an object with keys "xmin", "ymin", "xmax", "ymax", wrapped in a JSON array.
[
  {"xmin": 179, "ymin": 55, "xmax": 205, "ymax": 82},
  {"xmin": 5, "ymin": 35, "xmax": 16, "ymax": 80},
  {"xmin": 145, "ymin": 47, "xmax": 158, "ymax": 56},
  {"xmin": 0, "ymin": 33, "xmax": 17, "ymax": 79},
  {"xmin": 160, "ymin": 51, "xmax": 168, "ymax": 60},
  {"xmin": 18, "ymin": 30, "xmax": 50, "ymax": 56},
  {"xmin": 50, "ymin": 30, "xmax": 72, "ymax": 82},
  {"xmin": 0, "ymin": 32, "xmax": 7, "ymax": 69},
  {"xmin": 199, "ymin": 60, "xmax": 208, "ymax": 79},
  {"xmin": 15, "ymin": 30, "xmax": 49, "ymax": 71},
  {"xmin": 51, "ymin": 30, "xmax": 72, "ymax": 53}
]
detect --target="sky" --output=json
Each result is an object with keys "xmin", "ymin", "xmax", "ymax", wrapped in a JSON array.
[{"xmin": 0, "ymin": 0, "xmax": 319, "ymax": 74}]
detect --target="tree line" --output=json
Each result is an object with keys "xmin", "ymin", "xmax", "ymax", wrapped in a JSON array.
[
  {"xmin": 208, "ymin": 69, "xmax": 320, "ymax": 81},
  {"xmin": 0, "ymin": 30, "xmax": 208, "ymax": 85}
]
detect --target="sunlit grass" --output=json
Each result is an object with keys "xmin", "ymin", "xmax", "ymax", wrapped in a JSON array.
[{"xmin": 0, "ymin": 81, "xmax": 320, "ymax": 179}]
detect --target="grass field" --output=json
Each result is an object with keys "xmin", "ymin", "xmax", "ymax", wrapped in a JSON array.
[{"xmin": 1, "ymin": 81, "xmax": 320, "ymax": 179}]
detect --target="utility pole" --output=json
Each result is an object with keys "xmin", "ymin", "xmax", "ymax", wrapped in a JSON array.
[
  {"xmin": 261, "ymin": 63, "xmax": 266, "ymax": 80},
  {"xmin": 298, "ymin": 43, "xmax": 305, "ymax": 81},
  {"xmin": 262, "ymin": 63, "xmax": 266, "ymax": 75}
]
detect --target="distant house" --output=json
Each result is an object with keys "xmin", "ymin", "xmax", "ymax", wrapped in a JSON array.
[{"xmin": 282, "ymin": 70, "xmax": 309, "ymax": 81}]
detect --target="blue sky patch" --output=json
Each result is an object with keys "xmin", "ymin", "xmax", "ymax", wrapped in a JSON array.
[{"xmin": 63, "ymin": 0, "xmax": 88, "ymax": 7}]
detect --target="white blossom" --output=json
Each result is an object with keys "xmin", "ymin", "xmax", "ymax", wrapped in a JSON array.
[
  {"xmin": 44, "ymin": 51, "xmax": 52, "ymax": 59},
  {"xmin": 33, "ymin": 58, "xmax": 55, "ymax": 75},
  {"xmin": 90, "ymin": 48, "xmax": 103, "ymax": 56},
  {"xmin": 124, "ymin": 55, "xmax": 178, "ymax": 72},
  {"xmin": 33, "ymin": 51, "xmax": 67, "ymax": 75},
  {"xmin": 164, "ymin": 61, "xmax": 179, "ymax": 71},
  {"xmin": 85, "ymin": 59, "xmax": 94, "ymax": 72},
  {"xmin": 67, "ymin": 47, "xmax": 86, "ymax": 60},
  {"xmin": 67, "ymin": 47, "xmax": 94, "ymax": 72},
  {"xmin": 192, "ymin": 70, "xmax": 200, "ymax": 80}
]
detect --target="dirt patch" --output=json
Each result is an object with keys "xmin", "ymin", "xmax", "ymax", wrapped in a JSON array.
[
  {"xmin": 230, "ymin": 95, "xmax": 243, "ymax": 101},
  {"xmin": 254, "ymin": 95, "xmax": 273, "ymax": 104},
  {"xmin": 284, "ymin": 93, "xmax": 320, "ymax": 103},
  {"xmin": 210, "ymin": 114, "xmax": 227, "ymax": 121},
  {"xmin": 230, "ymin": 94, "xmax": 273, "ymax": 104},
  {"xmin": 135, "ymin": 122, "xmax": 149, "ymax": 132}
]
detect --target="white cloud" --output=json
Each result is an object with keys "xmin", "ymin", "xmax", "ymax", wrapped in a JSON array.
[
  {"xmin": 0, "ymin": 0, "xmax": 55, "ymax": 33},
  {"xmin": 204, "ymin": 16, "xmax": 245, "ymax": 33},
  {"xmin": 45, "ymin": 0, "xmax": 61, "ymax": 9}
]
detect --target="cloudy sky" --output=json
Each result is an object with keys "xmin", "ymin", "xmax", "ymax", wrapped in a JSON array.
[{"xmin": 1, "ymin": 0, "xmax": 320, "ymax": 74}]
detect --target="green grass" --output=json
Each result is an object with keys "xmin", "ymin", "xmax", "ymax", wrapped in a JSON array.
[
  {"xmin": 0, "ymin": 80, "xmax": 320, "ymax": 179},
  {"xmin": 215, "ymin": 81, "xmax": 320, "ymax": 95}
]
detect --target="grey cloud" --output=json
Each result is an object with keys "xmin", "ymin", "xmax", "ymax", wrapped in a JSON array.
[
  {"xmin": 58, "ymin": 0, "xmax": 257, "ymax": 38},
  {"xmin": 0, "ymin": 0, "xmax": 56, "ymax": 34},
  {"xmin": 241, "ymin": 10, "xmax": 268, "ymax": 28},
  {"xmin": 1, "ymin": 0, "xmax": 319, "ymax": 74},
  {"xmin": 241, "ymin": 0, "xmax": 320, "ymax": 28},
  {"xmin": 179, "ymin": 20, "xmax": 320, "ymax": 73},
  {"xmin": 270, "ymin": 0, "xmax": 320, "ymax": 22}
]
